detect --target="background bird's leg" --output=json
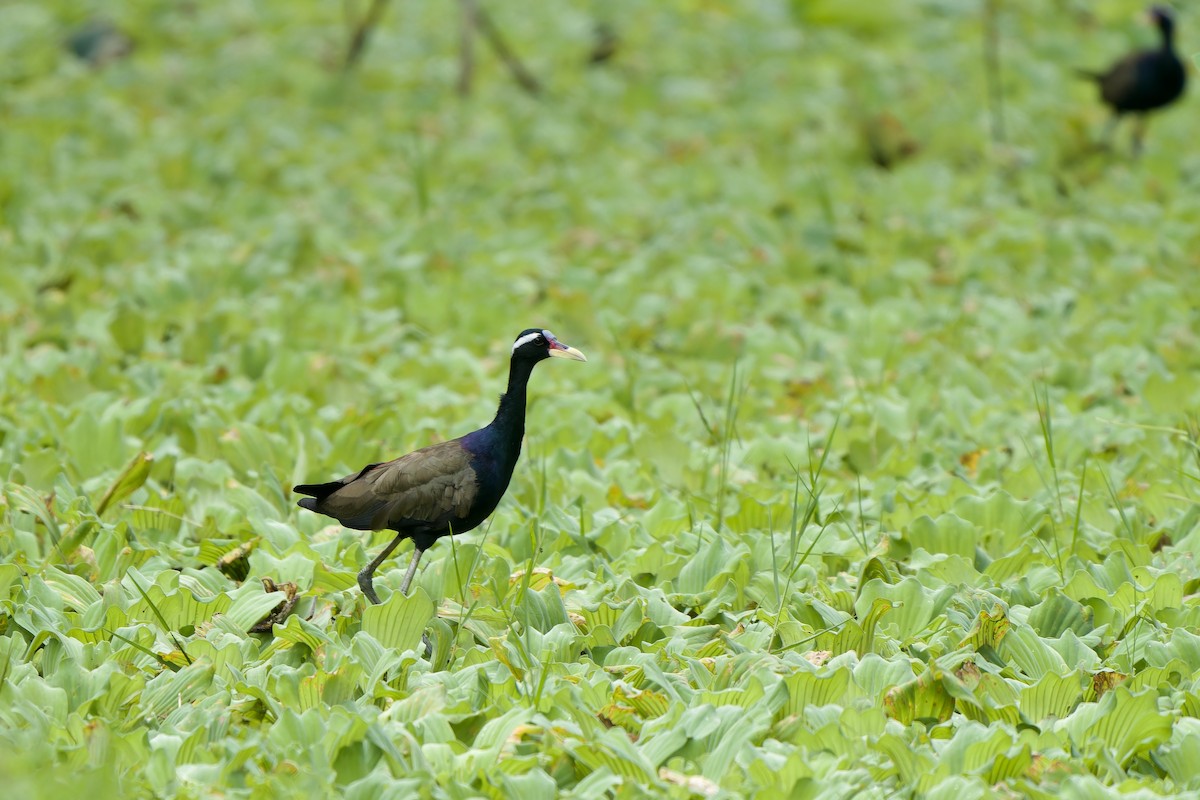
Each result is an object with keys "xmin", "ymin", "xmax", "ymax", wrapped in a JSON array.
[
  {"xmin": 1101, "ymin": 114, "xmax": 1120, "ymax": 149},
  {"xmin": 343, "ymin": 0, "xmax": 390, "ymax": 70},
  {"xmin": 357, "ymin": 532, "xmax": 406, "ymax": 604},
  {"xmin": 399, "ymin": 546, "xmax": 425, "ymax": 595},
  {"xmin": 475, "ymin": 2, "xmax": 542, "ymax": 95},
  {"xmin": 1131, "ymin": 116, "xmax": 1147, "ymax": 157}
]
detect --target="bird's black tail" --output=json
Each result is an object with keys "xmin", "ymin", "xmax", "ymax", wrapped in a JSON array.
[{"xmin": 293, "ymin": 481, "xmax": 343, "ymax": 501}]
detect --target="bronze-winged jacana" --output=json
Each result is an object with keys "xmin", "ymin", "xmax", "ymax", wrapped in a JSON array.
[
  {"xmin": 294, "ymin": 329, "xmax": 587, "ymax": 604},
  {"xmin": 1080, "ymin": 5, "xmax": 1187, "ymax": 155}
]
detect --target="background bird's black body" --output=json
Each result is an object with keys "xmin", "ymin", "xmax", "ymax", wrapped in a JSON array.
[
  {"xmin": 294, "ymin": 329, "xmax": 585, "ymax": 604},
  {"xmin": 1085, "ymin": 45, "xmax": 1185, "ymax": 114},
  {"xmin": 66, "ymin": 19, "xmax": 134, "ymax": 68}
]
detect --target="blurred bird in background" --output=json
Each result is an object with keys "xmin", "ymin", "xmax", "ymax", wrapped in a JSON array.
[
  {"xmin": 1079, "ymin": 5, "xmax": 1186, "ymax": 155},
  {"xmin": 65, "ymin": 18, "xmax": 134, "ymax": 68}
]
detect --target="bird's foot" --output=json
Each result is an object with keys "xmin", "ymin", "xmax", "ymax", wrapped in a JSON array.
[
  {"xmin": 421, "ymin": 632, "xmax": 433, "ymax": 660},
  {"xmin": 357, "ymin": 570, "xmax": 381, "ymax": 605}
]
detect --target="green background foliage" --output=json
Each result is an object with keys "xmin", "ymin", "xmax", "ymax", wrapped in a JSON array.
[{"xmin": 3, "ymin": 0, "xmax": 1200, "ymax": 797}]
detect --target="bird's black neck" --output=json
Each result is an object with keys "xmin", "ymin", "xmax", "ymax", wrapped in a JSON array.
[
  {"xmin": 1159, "ymin": 22, "xmax": 1176, "ymax": 51},
  {"xmin": 490, "ymin": 356, "xmax": 536, "ymax": 456}
]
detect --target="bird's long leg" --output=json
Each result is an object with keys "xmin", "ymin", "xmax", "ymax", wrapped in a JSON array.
[
  {"xmin": 399, "ymin": 546, "xmax": 425, "ymax": 595},
  {"xmin": 1131, "ymin": 116, "xmax": 1148, "ymax": 158},
  {"xmin": 343, "ymin": 0, "xmax": 390, "ymax": 70},
  {"xmin": 357, "ymin": 532, "xmax": 406, "ymax": 604},
  {"xmin": 393, "ymin": 546, "xmax": 431, "ymax": 659}
]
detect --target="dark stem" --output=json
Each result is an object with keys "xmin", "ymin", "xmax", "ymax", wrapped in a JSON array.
[
  {"xmin": 475, "ymin": 3, "xmax": 542, "ymax": 95},
  {"xmin": 982, "ymin": 0, "xmax": 1006, "ymax": 145},
  {"xmin": 458, "ymin": 0, "xmax": 477, "ymax": 95},
  {"xmin": 344, "ymin": 0, "xmax": 390, "ymax": 71}
]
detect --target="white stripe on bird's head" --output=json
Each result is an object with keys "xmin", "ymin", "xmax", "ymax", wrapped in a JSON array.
[{"xmin": 512, "ymin": 329, "xmax": 555, "ymax": 353}]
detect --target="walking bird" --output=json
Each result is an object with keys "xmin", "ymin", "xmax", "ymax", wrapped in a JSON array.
[
  {"xmin": 294, "ymin": 329, "xmax": 587, "ymax": 604},
  {"xmin": 1079, "ymin": 5, "xmax": 1187, "ymax": 154}
]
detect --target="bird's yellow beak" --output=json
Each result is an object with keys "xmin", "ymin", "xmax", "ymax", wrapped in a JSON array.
[{"xmin": 548, "ymin": 343, "xmax": 588, "ymax": 362}]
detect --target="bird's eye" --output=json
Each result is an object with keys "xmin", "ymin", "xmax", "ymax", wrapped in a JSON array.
[{"xmin": 536, "ymin": 335, "xmax": 546, "ymax": 345}]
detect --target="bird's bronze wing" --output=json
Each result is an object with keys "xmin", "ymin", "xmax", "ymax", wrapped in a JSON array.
[{"xmin": 312, "ymin": 440, "xmax": 478, "ymax": 531}]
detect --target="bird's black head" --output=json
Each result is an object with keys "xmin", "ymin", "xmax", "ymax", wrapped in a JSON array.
[
  {"xmin": 511, "ymin": 328, "xmax": 588, "ymax": 363},
  {"xmin": 1151, "ymin": 5, "xmax": 1176, "ymax": 38}
]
